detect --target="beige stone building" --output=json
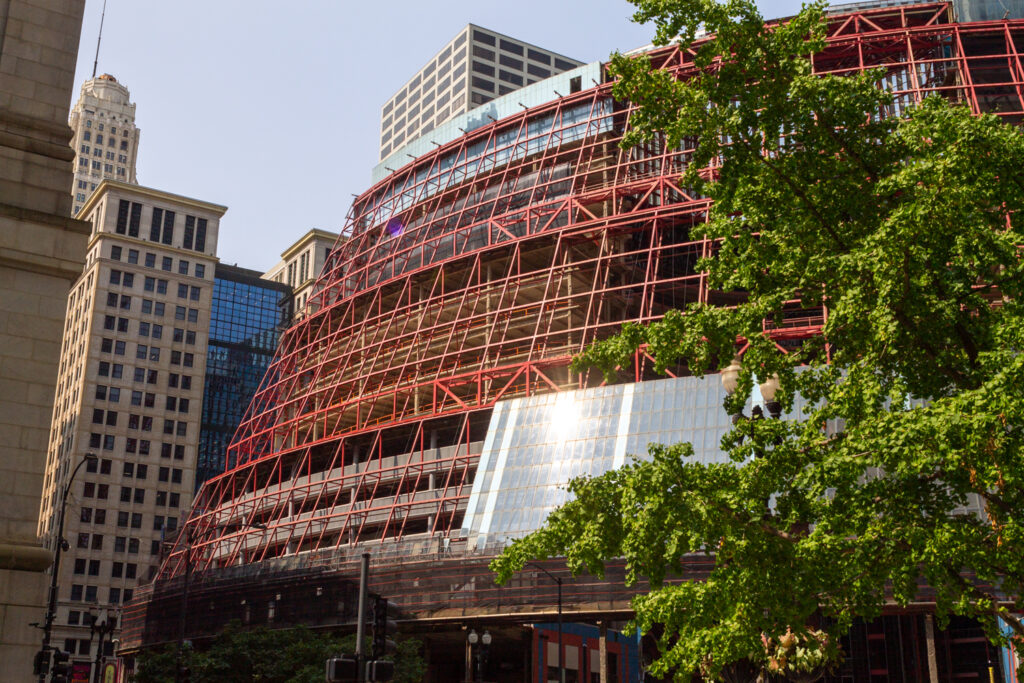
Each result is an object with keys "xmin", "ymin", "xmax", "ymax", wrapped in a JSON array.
[
  {"xmin": 0, "ymin": 0, "xmax": 90, "ymax": 677},
  {"xmin": 378, "ymin": 24, "xmax": 583, "ymax": 160},
  {"xmin": 38, "ymin": 180, "xmax": 225, "ymax": 663},
  {"xmin": 69, "ymin": 74, "xmax": 140, "ymax": 215},
  {"xmin": 262, "ymin": 228, "xmax": 339, "ymax": 320}
]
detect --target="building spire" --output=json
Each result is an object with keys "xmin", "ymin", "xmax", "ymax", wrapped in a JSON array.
[{"xmin": 91, "ymin": 0, "xmax": 107, "ymax": 79}]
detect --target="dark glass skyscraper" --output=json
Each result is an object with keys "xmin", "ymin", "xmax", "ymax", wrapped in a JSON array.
[{"xmin": 197, "ymin": 265, "xmax": 290, "ymax": 490}]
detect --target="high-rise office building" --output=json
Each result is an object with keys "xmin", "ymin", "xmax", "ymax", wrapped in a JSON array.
[
  {"xmin": 262, "ymin": 228, "xmax": 339, "ymax": 320},
  {"xmin": 0, "ymin": 0, "xmax": 90, "ymax": 676},
  {"xmin": 378, "ymin": 24, "xmax": 583, "ymax": 161},
  {"xmin": 38, "ymin": 180, "xmax": 224, "ymax": 661},
  {"xmin": 69, "ymin": 74, "xmax": 141, "ymax": 215},
  {"xmin": 195, "ymin": 265, "xmax": 290, "ymax": 490}
]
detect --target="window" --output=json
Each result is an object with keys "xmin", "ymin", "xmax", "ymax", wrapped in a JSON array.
[
  {"xmin": 158, "ymin": 467, "xmax": 169, "ymax": 482},
  {"xmin": 174, "ymin": 444, "xmax": 185, "ymax": 460},
  {"xmin": 181, "ymin": 376, "xmax": 192, "ymax": 391},
  {"xmin": 527, "ymin": 63, "xmax": 550, "ymax": 78},
  {"xmin": 77, "ymin": 533, "xmax": 89, "ymax": 548},
  {"xmin": 80, "ymin": 508, "xmax": 92, "ymax": 523},
  {"xmin": 178, "ymin": 260, "xmax": 189, "ymax": 275},
  {"xmin": 117, "ymin": 510, "xmax": 129, "ymax": 527},
  {"xmin": 95, "ymin": 509, "xmax": 106, "ymax": 524},
  {"xmin": 97, "ymin": 484, "xmax": 109, "ymax": 499},
  {"xmin": 162, "ymin": 256, "xmax": 172, "ymax": 271},
  {"xmin": 187, "ymin": 309, "xmax": 199, "ymax": 323},
  {"xmin": 133, "ymin": 367, "xmax": 145, "ymax": 383},
  {"xmin": 109, "ymin": 588, "xmax": 121, "ymax": 604},
  {"xmin": 98, "ymin": 362, "xmax": 110, "ymax": 377},
  {"xmin": 500, "ymin": 38, "xmax": 523, "ymax": 55},
  {"xmin": 189, "ymin": 286, "xmax": 200, "ymax": 301},
  {"xmin": 170, "ymin": 493, "xmax": 181, "ymax": 508},
  {"xmin": 110, "ymin": 246, "xmax": 122, "ymax": 261},
  {"xmin": 103, "ymin": 434, "xmax": 115, "ymax": 450},
  {"xmin": 112, "ymin": 364, "xmax": 123, "ymax": 379},
  {"xmin": 92, "ymin": 534, "xmax": 103, "ymax": 549},
  {"xmin": 105, "ymin": 411, "xmax": 117, "ymax": 426},
  {"xmin": 149, "ymin": 347, "xmax": 160, "ymax": 362},
  {"xmin": 70, "ymin": 585, "xmax": 83, "ymax": 601},
  {"xmin": 120, "ymin": 295, "xmax": 131, "ymax": 310},
  {"xmin": 145, "ymin": 252, "xmax": 156, "ymax": 268},
  {"xmin": 163, "ymin": 419, "xmax": 174, "ymax": 435},
  {"xmin": 176, "ymin": 422, "xmax": 187, "ymax": 437},
  {"xmin": 111, "ymin": 562, "xmax": 123, "ymax": 578},
  {"xmin": 175, "ymin": 306, "xmax": 186, "ymax": 321},
  {"xmin": 114, "ymin": 537, "xmax": 126, "ymax": 552},
  {"xmin": 120, "ymin": 487, "xmax": 131, "ymax": 503},
  {"xmin": 195, "ymin": 264, "xmax": 205, "ymax": 278},
  {"xmin": 139, "ymin": 322, "xmax": 150, "ymax": 336},
  {"xmin": 155, "ymin": 302, "xmax": 165, "ymax": 316},
  {"xmin": 68, "ymin": 610, "xmax": 81, "ymax": 625},
  {"xmin": 157, "ymin": 279, "xmax": 168, "ymax": 295},
  {"xmin": 136, "ymin": 344, "xmax": 147, "ymax": 360},
  {"xmin": 137, "ymin": 464, "xmax": 148, "ymax": 479},
  {"xmin": 73, "ymin": 559, "xmax": 85, "ymax": 575},
  {"xmin": 177, "ymin": 283, "xmax": 188, "ymax": 298},
  {"xmin": 128, "ymin": 538, "xmax": 139, "ymax": 554},
  {"xmin": 128, "ymin": 249, "xmax": 139, "ymax": 264},
  {"xmin": 183, "ymin": 353, "xmax": 194, "ymax": 368},
  {"xmin": 144, "ymin": 276, "xmax": 154, "ymax": 292},
  {"xmin": 139, "ymin": 440, "xmax": 151, "ymax": 456},
  {"xmin": 130, "ymin": 513, "xmax": 142, "ymax": 529},
  {"xmin": 141, "ymin": 299, "xmax": 153, "ymax": 314},
  {"xmin": 152, "ymin": 324, "xmax": 163, "ymax": 340}
]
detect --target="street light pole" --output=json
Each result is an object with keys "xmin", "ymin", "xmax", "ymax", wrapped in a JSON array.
[
  {"xmin": 89, "ymin": 609, "xmax": 116, "ymax": 683},
  {"xmin": 175, "ymin": 520, "xmax": 266, "ymax": 683},
  {"xmin": 40, "ymin": 452, "xmax": 97, "ymax": 682},
  {"xmin": 526, "ymin": 562, "xmax": 563, "ymax": 683}
]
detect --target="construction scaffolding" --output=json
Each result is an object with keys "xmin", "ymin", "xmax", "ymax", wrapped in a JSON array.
[{"xmin": 159, "ymin": 1, "xmax": 1024, "ymax": 580}]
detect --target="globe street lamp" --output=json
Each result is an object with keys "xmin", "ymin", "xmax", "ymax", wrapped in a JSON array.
[
  {"xmin": 39, "ymin": 452, "xmax": 98, "ymax": 682},
  {"xmin": 525, "ymin": 561, "xmax": 563, "ymax": 683},
  {"xmin": 88, "ymin": 609, "xmax": 117, "ymax": 683},
  {"xmin": 466, "ymin": 629, "xmax": 492, "ymax": 682}
]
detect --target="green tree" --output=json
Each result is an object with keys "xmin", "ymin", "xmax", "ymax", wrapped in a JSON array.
[
  {"xmin": 492, "ymin": 0, "xmax": 1024, "ymax": 679},
  {"xmin": 132, "ymin": 622, "xmax": 425, "ymax": 683}
]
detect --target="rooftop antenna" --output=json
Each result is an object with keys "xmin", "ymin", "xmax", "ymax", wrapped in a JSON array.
[{"xmin": 91, "ymin": 0, "xmax": 108, "ymax": 78}]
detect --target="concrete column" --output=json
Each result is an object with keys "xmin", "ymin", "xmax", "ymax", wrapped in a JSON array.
[
  {"xmin": 598, "ymin": 621, "xmax": 608, "ymax": 683},
  {"xmin": 925, "ymin": 613, "xmax": 939, "ymax": 683}
]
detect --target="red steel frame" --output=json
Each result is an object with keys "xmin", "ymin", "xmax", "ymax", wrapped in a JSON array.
[{"xmin": 161, "ymin": 2, "xmax": 1024, "ymax": 579}]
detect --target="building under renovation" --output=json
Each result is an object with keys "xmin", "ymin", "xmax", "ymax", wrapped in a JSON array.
[{"xmin": 122, "ymin": 2, "xmax": 1024, "ymax": 680}]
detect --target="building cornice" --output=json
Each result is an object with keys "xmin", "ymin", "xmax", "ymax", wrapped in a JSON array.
[{"xmin": 78, "ymin": 180, "xmax": 228, "ymax": 219}]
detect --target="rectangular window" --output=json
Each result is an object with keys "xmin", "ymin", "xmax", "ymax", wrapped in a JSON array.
[
  {"xmin": 178, "ymin": 260, "xmax": 189, "ymax": 275},
  {"xmin": 162, "ymin": 257, "xmax": 172, "ymax": 271},
  {"xmin": 110, "ymin": 246, "xmax": 122, "ymax": 261},
  {"xmin": 527, "ymin": 63, "xmax": 550, "ymax": 78},
  {"xmin": 150, "ymin": 208, "xmax": 163, "ymax": 242},
  {"xmin": 145, "ymin": 252, "xmax": 156, "ymax": 268},
  {"xmin": 189, "ymin": 286, "xmax": 200, "ymax": 301},
  {"xmin": 183, "ymin": 216, "xmax": 194, "ymax": 250},
  {"xmin": 162, "ymin": 210, "xmax": 175, "ymax": 245},
  {"xmin": 500, "ymin": 39, "xmax": 523, "ymax": 55},
  {"xmin": 129, "ymin": 202, "xmax": 141, "ymax": 237},
  {"xmin": 554, "ymin": 58, "xmax": 577, "ymax": 71},
  {"xmin": 127, "ymin": 249, "xmax": 139, "ymax": 264},
  {"xmin": 116, "ymin": 200, "xmax": 129, "ymax": 234},
  {"xmin": 195, "ymin": 264, "xmax": 205, "ymax": 279},
  {"xmin": 195, "ymin": 218, "xmax": 208, "ymax": 251},
  {"xmin": 177, "ymin": 283, "xmax": 188, "ymax": 298}
]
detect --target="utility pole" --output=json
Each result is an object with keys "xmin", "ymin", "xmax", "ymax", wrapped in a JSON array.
[{"xmin": 355, "ymin": 553, "xmax": 370, "ymax": 682}]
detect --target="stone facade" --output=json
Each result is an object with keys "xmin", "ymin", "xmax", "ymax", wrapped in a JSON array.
[
  {"xmin": 69, "ymin": 74, "xmax": 140, "ymax": 215},
  {"xmin": 38, "ymin": 181, "xmax": 225, "ymax": 665},
  {"xmin": 0, "ymin": 0, "xmax": 89, "ymax": 677},
  {"xmin": 262, "ymin": 228, "xmax": 339, "ymax": 321}
]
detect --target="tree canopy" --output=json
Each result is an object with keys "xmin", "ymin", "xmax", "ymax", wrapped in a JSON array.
[
  {"xmin": 132, "ymin": 623, "xmax": 425, "ymax": 683},
  {"xmin": 492, "ymin": 0, "xmax": 1024, "ymax": 679}
]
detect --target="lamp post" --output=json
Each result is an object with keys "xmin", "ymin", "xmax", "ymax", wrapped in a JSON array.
[
  {"xmin": 39, "ymin": 452, "xmax": 98, "ymax": 682},
  {"xmin": 175, "ymin": 520, "xmax": 266, "ymax": 683},
  {"xmin": 88, "ymin": 609, "xmax": 117, "ymax": 683},
  {"xmin": 466, "ymin": 629, "xmax": 492, "ymax": 682},
  {"xmin": 525, "ymin": 562, "xmax": 563, "ymax": 683}
]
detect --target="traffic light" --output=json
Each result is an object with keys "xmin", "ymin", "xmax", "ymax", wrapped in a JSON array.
[
  {"xmin": 365, "ymin": 659, "xmax": 395, "ymax": 682},
  {"xmin": 325, "ymin": 656, "xmax": 359, "ymax": 682},
  {"xmin": 50, "ymin": 650, "xmax": 71, "ymax": 683},
  {"xmin": 32, "ymin": 649, "xmax": 50, "ymax": 676},
  {"xmin": 371, "ymin": 596, "xmax": 398, "ymax": 659}
]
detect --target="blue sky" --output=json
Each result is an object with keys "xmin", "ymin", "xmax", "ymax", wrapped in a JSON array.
[{"xmin": 72, "ymin": 0, "xmax": 805, "ymax": 271}]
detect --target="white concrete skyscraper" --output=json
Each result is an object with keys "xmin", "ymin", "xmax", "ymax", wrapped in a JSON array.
[{"xmin": 69, "ymin": 75, "xmax": 140, "ymax": 215}]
